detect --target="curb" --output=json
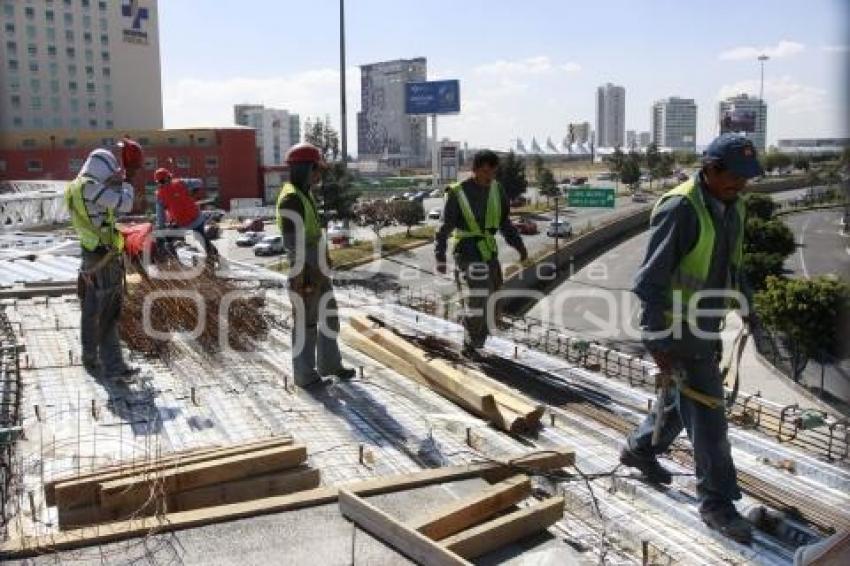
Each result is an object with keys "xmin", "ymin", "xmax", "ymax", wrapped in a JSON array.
[{"xmin": 333, "ymin": 236, "xmax": 435, "ymax": 271}]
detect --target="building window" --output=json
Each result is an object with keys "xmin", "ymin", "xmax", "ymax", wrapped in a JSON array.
[
  {"xmin": 7, "ymin": 59, "xmax": 18, "ymax": 72},
  {"xmin": 105, "ymin": 119, "xmax": 113, "ymax": 129},
  {"xmin": 28, "ymin": 61, "xmax": 38, "ymax": 73},
  {"xmin": 64, "ymin": 0, "xmax": 72, "ymax": 6},
  {"xmin": 66, "ymin": 47, "xmax": 75, "ymax": 58},
  {"xmin": 85, "ymin": 50, "xmax": 93, "ymax": 63},
  {"xmin": 144, "ymin": 157, "xmax": 158, "ymax": 170},
  {"xmin": 64, "ymin": 13, "xmax": 73, "ymax": 26},
  {"xmin": 69, "ymin": 158, "xmax": 84, "ymax": 171},
  {"xmin": 46, "ymin": 27, "xmax": 55, "ymax": 41},
  {"xmin": 105, "ymin": 100, "xmax": 113, "ymax": 113},
  {"xmin": 4, "ymin": 24, "xmax": 15, "ymax": 35},
  {"xmin": 25, "ymin": 7, "xmax": 35, "ymax": 19},
  {"xmin": 85, "ymin": 65, "xmax": 94, "ymax": 77},
  {"xmin": 5, "ymin": 41, "xmax": 16, "ymax": 55},
  {"xmin": 46, "ymin": 9, "xmax": 55, "ymax": 22},
  {"xmin": 168, "ymin": 137, "xmax": 178, "ymax": 146},
  {"xmin": 49, "ymin": 61, "xmax": 58, "ymax": 75},
  {"xmin": 10, "ymin": 95, "xmax": 20, "ymax": 109},
  {"xmin": 26, "ymin": 25, "xmax": 36, "ymax": 39},
  {"xmin": 206, "ymin": 177, "xmax": 220, "ymax": 189},
  {"xmin": 104, "ymin": 84, "xmax": 111, "ymax": 96},
  {"xmin": 70, "ymin": 98, "xmax": 79, "ymax": 112},
  {"xmin": 102, "ymin": 66, "xmax": 110, "ymax": 78},
  {"xmin": 205, "ymin": 156, "xmax": 219, "ymax": 169},
  {"xmin": 47, "ymin": 45, "xmax": 57, "ymax": 58},
  {"xmin": 82, "ymin": 0, "xmax": 91, "ymax": 8},
  {"xmin": 52, "ymin": 117, "xmax": 62, "ymax": 128},
  {"xmin": 69, "ymin": 81, "xmax": 78, "ymax": 93},
  {"xmin": 8, "ymin": 77, "xmax": 20, "ymax": 91},
  {"xmin": 27, "ymin": 44, "xmax": 37, "ymax": 56},
  {"xmin": 22, "ymin": 139, "xmax": 38, "ymax": 148},
  {"xmin": 13, "ymin": 117, "xmax": 23, "ymax": 127},
  {"xmin": 82, "ymin": 15, "xmax": 92, "ymax": 29},
  {"xmin": 3, "ymin": 4, "xmax": 13, "ymax": 18},
  {"xmin": 99, "ymin": 18, "xmax": 107, "ymax": 29},
  {"xmin": 101, "ymin": 51, "xmax": 110, "ymax": 62},
  {"xmin": 51, "ymin": 97, "xmax": 60, "ymax": 111},
  {"xmin": 66, "ymin": 30, "xmax": 74, "ymax": 42},
  {"xmin": 33, "ymin": 117, "xmax": 44, "ymax": 128},
  {"xmin": 138, "ymin": 137, "xmax": 150, "ymax": 146},
  {"xmin": 30, "ymin": 78, "xmax": 40, "ymax": 92},
  {"xmin": 63, "ymin": 137, "xmax": 77, "ymax": 147},
  {"xmin": 88, "ymin": 100, "xmax": 96, "ymax": 111},
  {"xmin": 83, "ymin": 32, "xmax": 92, "ymax": 45},
  {"xmin": 88, "ymin": 118, "xmax": 98, "ymax": 128},
  {"xmin": 31, "ymin": 97, "xmax": 42, "ymax": 111},
  {"xmin": 98, "ymin": 1, "xmax": 107, "ymax": 10},
  {"xmin": 175, "ymin": 157, "xmax": 190, "ymax": 169},
  {"xmin": 27, "ymin": 160, "xmax": 43, "ymax": 173},
  {"xmin": 70, "ymin": 117, "xmax": 80, "ymax": 128},
  {"xmin": 68, "ymin": 63, "xmax": 77, "ymax": 75},
  {"xmin": 101, "ymin": 137, "xmax": 115, "ymax": 146},
  {"xmin": 86, "ymin": 82, "xmax": 95, "ymax": 93},
  {"xmin": 50, "ymin": 80, "xmax": 60, "ymax": 93}
]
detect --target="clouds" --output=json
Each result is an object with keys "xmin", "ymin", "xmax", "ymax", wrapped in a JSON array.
[
  {"xmin": 718, "ymin": 40, "xmax": 805, "ymax": 61},
  {"xmin": 821, "ymin": 44, "xmax": 849, "ymax": 53},
  {"xmin": 718, "ymin": 76, "xmax": 826, "ymax": 115},
  {"xmin": 474, "ymin": 56, "xmax": 582, "ymax": 76}
]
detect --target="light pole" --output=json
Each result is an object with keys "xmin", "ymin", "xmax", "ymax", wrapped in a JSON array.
[
  {"xmin": 758, "ymin": 54, "xmax": 769, "ymax": 147},
  {"xmin": 339, "ymin": 0, "xmax": 348, "ymax": 167},
  {"xmin": 758, "ymin": 54, "xmax": 769, "ymax": 102}
]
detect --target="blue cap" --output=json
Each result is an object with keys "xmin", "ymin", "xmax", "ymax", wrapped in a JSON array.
[{"xmin": 703, "ymin": 134, "xmax": 764, "ymax": 179}]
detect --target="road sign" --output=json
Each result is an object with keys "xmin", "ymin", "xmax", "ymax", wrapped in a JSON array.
[
  {"xmin": 567, "ymin": 186, "xmax": 616, "ymax": 208},
  {"xmin": 405, "ymin": 80, "xmax": 460, "ymax": 115}
]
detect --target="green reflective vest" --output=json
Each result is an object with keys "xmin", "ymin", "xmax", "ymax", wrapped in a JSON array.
[
  {"xmin": 276, "ymin": 182, "xmax": 321, "ymax": 244},
  {"xmin": 64, "ymin": 177, "xmax": 124, "ymax": 252},
  {"xmin": 449, "ymin": 180, "xmax": 502, "ymax": 261},
  {"xmin": 654, "ymin": 178, "xmax": 745, "ymax": 321}
]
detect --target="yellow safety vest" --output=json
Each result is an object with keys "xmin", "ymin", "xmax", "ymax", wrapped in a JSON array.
[
  {"xmin": 64, "ymin": 177, "xmax": 124, "ymax": 252},
  {"xmin": 449, "ymin": 180, "xmax": 502, "ymax": 261},
  {"xmin": 276, "ymin": 182, "xmax": 321, "ymax": 244}
]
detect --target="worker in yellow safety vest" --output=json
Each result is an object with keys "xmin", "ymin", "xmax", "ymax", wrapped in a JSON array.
[
  {"xmin": 65, "ymin": 139, "xmax": 143, "ymax": 382},
  {"xmin": 620, "ymin": 134, "xmax": 762, "ymax": 544},
  {"xmin": 276, "ymin": 143, "xmax": 355, "ymax": 389},
  {"xmin": 435, "ymin": 150, "xmax": 528, "ymax": 359}
]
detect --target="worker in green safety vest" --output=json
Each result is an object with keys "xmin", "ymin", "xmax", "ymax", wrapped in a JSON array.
[
  {"xmin": 65, "ymin": 139, "xmax": 143, "ymax": 382},
  {"xmin": 620, "ymin": 134, "xmax": 762, "ymax": 544},
  {"xmin": 435, "ymin": 150, "xmax": 528, "ymax": 359},
  {"xmin": 276, "ymin": 143, "xmax": 355, "ymax": 389}
]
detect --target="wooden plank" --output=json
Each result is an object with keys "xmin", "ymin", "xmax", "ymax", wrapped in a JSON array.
[
  {"xmin": 98, "ymin": 444, "xmax": 307, "ymax": 516},
  {"xmin": 409, "ymin": 475, "xmax": 532, "ymax": 541},
  {"xmin": 338, "ymin": 489, "xmax": 471, "ymax": 566},
  {"xmin": 481, "ymin": 450, "xmax": 574, "ymax": 483},
  {"xmin": 58, "ymin": 466, "xmax": 321, "ymax": 529},
  {"xmin": 340, "ymin": 326, "xmax": 420, "ymax": 380},
  {"xmin": 465, "ymin": 368, "xmax": 545, "ymax": 424},
  {"xmin": 2, "ymin": 450, "xmax": 573, "ymax": 558},
  {"xmin": 51, "ymin": 436, "xmax": 293, "ymax": 509},
  {"xmin": 441, "ymin": 497, "xmax": 565, "ymax": 559}
]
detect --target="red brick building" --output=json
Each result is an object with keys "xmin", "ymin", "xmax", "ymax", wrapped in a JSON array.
[{"xmin": 0, "ymin": 127, "xmax": 260, "ymax": 211}]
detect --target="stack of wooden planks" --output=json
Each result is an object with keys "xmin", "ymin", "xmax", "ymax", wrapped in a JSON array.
[
  {"xmin": 343, "ymin": 315, "xmax": 545, "ymax": 432},
  {"xmin": 339, "ymin": 474, "xmax": 566, "ymax": 565},
  {"xmin": 45, "ymin": 435, "xmax": 320, "ymax": 530}
]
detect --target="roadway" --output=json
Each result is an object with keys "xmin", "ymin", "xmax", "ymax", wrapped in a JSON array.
[{"xmin": 783, "ymin": 208, "xmax": 850, "ymax": 280}]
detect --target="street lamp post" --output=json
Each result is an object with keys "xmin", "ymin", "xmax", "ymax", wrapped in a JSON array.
[
  {"xmin": 340, "ymin": 0, "xmax": 348, "ymax": 167},
  {"xmin": 758, "ymin": 54, "xmax": 769, "ymax": 148}
]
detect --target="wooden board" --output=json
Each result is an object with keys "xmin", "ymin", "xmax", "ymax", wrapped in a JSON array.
[
  {"xmin": 51, "ymin": 436, "xmax": 293, "ymax": 509},
  {"xmin": 3, "ymin": 450, "xmax": 573, "ymax": 558},
  {"xmin": 340, "ymin": 326, "xmax": 419, "ymax": 380},
  {"xmin": 58, "ymin": 466, "xmax": 321, "ymax": 529},
  {"xmin": 338, "ymin": 489, "xmax": 471, "ymax": 566},
  {"xmin": 441, "ymin": 496, "xmax": 565, "ymax": 559},
  {"xmin": 98, "ymin": 444, "xmax": 307, "ymax": 516},
  {"xmin": 408, "ymin": 475, "xmax": 532, "ymax": 540}
]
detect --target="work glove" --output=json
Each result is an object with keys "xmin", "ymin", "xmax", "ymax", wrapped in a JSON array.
[
  {"xmin": 649, "ymin": 349, "xmax": 675, "ymax": 375},
  {"xmin": 435, "ymin": 255, "xmax": 447, "ymax": 274},
  {"xmin": 518, "ymin": 247, "xmax": 528, "ymax": 262}
]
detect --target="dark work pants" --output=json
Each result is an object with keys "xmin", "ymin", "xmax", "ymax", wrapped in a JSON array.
[
  {"xmin": 79, "ymin": 250, "xmax": 127, "ymax": 373},
  {"xmin": 287, "ymin": 275, "xmax": 344, "ymax": 385},
  {"xmin": 627, "ymin": 356, "xmax": 742, "ymax": 511},
  {"xmin": 456, "ymin": 258, "xmax": 503, "ymax": 350}
]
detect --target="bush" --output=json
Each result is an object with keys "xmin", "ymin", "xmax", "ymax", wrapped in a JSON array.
[
  {"xmin": 745, "ymin": 217, "xmax": 796, "ymax": 256},
  {"xmin": 744, "ymin": 193, "xmax": 777, "ymax": 221},
  {"xmin": 390, "ymin": 200, "xmax": 425, "ymax": 236},
  {"xmin": 742, "ymin": 252, "xmax": 785, "ymax": 290}
]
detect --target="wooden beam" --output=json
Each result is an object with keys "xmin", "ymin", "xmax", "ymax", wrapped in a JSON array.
[
  {"xmin": 3, "ymin": 450, "xmax": 573, "ymax": 558},
  {"xmin": 51, "ymin": 436, "xmax": 293, "ymax": 509},
  {"xmin": 409, "ymin": 475, "xmax": 532, "ymax": 541},
  {"xmin": 340, "ymin": 326, "xmax": 419, "ymax": 380},
  {"xmin": 338, "ymin": 489, "xmax": 471, "ymax": 566},
  {"xmin": 58, "ymin": 466, "xmax": 321, "ymax": 529},
  {"xmin": 481, "ymin": 450, "xmax": 574, "ymax": 483},
  {"xmin": 98, "ymin": 444, "xmax": 307, "ymax": 516},
  {"xmin": 441, "ymin": 497, "xmax": 565, "ymax": 559}
]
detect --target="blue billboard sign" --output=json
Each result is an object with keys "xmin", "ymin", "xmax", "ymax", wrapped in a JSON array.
[{"xmin": 405, "ymin": 80, "xmax": 461, "ymax": 115}]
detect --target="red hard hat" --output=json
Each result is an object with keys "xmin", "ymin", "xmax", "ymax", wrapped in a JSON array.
[
  {"xmin": 154, "ymin": 168, "xmax": 172, "ymax": 184},
  {"xmin": 117, "ymin": 138, "xmax": 144, "ymax": 169},
  {"xmin": 285, "ymin": 142, "xmax": 326, "ymax": 167}
]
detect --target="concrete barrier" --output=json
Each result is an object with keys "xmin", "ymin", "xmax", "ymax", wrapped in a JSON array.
[{"xmin": 501, "ymin": 206, "xmax": 652, "ymax": 314}]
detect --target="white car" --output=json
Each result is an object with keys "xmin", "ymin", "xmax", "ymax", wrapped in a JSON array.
[
  {"xmin": 236, "ymin": 231, "xmax": 263, "ymax": 247},
  {"xmin": 253, "ymin": 235, "xmax": 285, "ymax": 256},
  {"xmin": 327, "ymin": 221, "xmax": 351, "ymax": 244},
  {"xmin": 429, "ymin": 189, "xmax": 443, "ymax": 198},
  {"xmin": 428, "ymin": 208, "xmax": 442, "ymax": 220},
  {"xmin": 632, "ymin": 192, "xmax": 648, "ymax": 203},
  {"xmin": 546, "ymin": 221, "xmax": 573, "ymax": 238}
]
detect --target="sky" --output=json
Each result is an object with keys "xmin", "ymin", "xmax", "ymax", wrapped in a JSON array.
[{"xmin": 158, "ymin": 0, "xmax": 850, "ymax": 154}]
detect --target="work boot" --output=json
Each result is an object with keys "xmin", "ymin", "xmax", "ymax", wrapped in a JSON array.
[
  {"xmin": 700, "ymin": 505, "xmax": 754, "ymax": 544},
  {"xmin": 331, "ymin": 367, "xmax": 356, "ymax": 381},
  {"xmin": 82, "ymin": 357, "xmax": 101, "ymax": 376},
  {"xmin": 619, "ymin": 447, "xmax": 673, "ymax": 485},
  {"xmin": 461, "ymin": 345, "xmax": 484, "ymax": 361},
  {"xmin": 107, "ymin": 365, "xmax": 141, "ymax": 385},
  {"xmin": 295, "ymin": 372, "xmax": 325, "ymax": 389}
]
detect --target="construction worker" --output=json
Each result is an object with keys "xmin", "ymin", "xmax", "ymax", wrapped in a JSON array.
[
  {"xmin": 153, "ymin": 168, "xmax": 215, "ymax": 258},
  {"xmin": 276, "ymin": 142, "xmax": 355, "ymax": 388},
  {"xmin": 65, "ymin": 139, "xmax": 144, "ymax": 382},
  {"xmin": 620, "ymin": 134, "xmax": 762, "ymax": 544},
  {"xmin": 435, "ymin": 150, "xmax": 528, "ymax": 359}
]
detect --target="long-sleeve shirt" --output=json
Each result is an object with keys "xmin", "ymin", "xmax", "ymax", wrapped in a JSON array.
[
  {"xmin": 77, "ymin": 149, "xmax": 133, "ymax": 227},
  {"xmin": 278, "ymin": 186, "xmax": 323, "ymax": 272},
  {"xmin": 435, "ymin": 179, "xmax": 526, "ymax": 263},
  {"xmin": 633, "ymin": 173, "xmax": 748, "ymax": 358}
]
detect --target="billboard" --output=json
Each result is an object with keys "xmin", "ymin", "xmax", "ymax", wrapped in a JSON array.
[
  {"xmin": 405, "ymin": 80, "xmax": 461, "ymax": 115},
  {"xmin": 720, "ymin": 108, "xmax": 757, "ymax": 134}
]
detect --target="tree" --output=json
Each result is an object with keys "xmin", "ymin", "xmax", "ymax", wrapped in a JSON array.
[
  {"xmin": 496, "ymin": 151, "xmax": 529, "ymax": 200},
  {"xmin": 745, "ymin": 217, "xmax": 796, "ymax": 257},
  {"xmin": 760, "ymin": 151, "xmax": 793, "ymax": 173},
  {"xmin": 755, "ymin": 276, "xmax": 850, "ymax": 377},
  {"xmin": 606, "ymin": 146, "xmax": 625, "ymax": 189},
  {"xmin": 742, "ymin": 252, "xmax": 785, "ymax": 290},
  {"xmin": 619, "ymin": 154, "xmax": 641, "ymax": 189},
  {"xmin": 359, "ymin": 200, "xmax": 394, "ymax": 238},
  {"xmin": 390, "ymin": 200, "xmax": 425, "ymax": 236},
  {"xmin": 673, "ymin": 150, "xmax": 698, "ymax": 166},
  {"xmin": 319, "ymin": 163, "xmax": 360, "ymax": 221},
  {"xmin": 645, "ymin": 143, "xmax": 661, "ymax": 188},
  {"xmin": 744, "ymin": 193, "xmax": 778, "ymax": 221},
  {"xmin": 531, "ymin": 155, "xmax": 545, "ymax": 181},
  {"xmin": 793, "ymin": 154, "xmax": 811, "ymax": 172},
  {"xmin": 538, "ymin": 167, "xmax": 559, "ymax": 199},
  {"xmin": 304, "ymin": 115, "xmax": 340, "ymax": 161}
]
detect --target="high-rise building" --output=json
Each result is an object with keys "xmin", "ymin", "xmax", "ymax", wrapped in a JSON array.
[
  {"xmin": 626, "ymin": 130, "xmax": 637, "ymax": 150},
  {"xmin": 651, "ymin": 97, "xmax": 697, "ymax": 151},
  {"xmin": 638, "ymin": 131, "xmax": 651, "ymax": 148},
  {"xmin": 0, "ymin": 0, "xmax": 163, "ymax": 132},
  {"xmin": 595, "ymin": 83, "xmax": 626, "ymax": 148},
  {"xmin": 234, "ymin": 104, "xmax": 300, "ymax": 166},
  {"xmin": 718, "ymin": 93, "xmax": 767, "ymax": 151},
  {"xmin": 357, "ymin": 57, "xmax": 428, "ymax": 167},
  {"xmin": 567, "ymin": 122, "xmax": 591, "ymax": 145}
]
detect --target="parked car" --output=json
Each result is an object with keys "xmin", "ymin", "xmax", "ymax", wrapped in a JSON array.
[
  {"xmin": 390, "ymin": 195, "xmax": 404, "ymax": 202},
  {"xmin": 429, "ymin": 189, "xmax": 444, "ymax": 198},
  {"xmin": 428, "ymin": 208, "xmax": 442, "ymax": 220},
  {"xmin": 510, "ymin": 196, "xmax": 529, "ymax": 208},
  {"xmin": 571, "ymin": 176, "xmax": 588, "ymax": 185},
  {"xmin": 514, "ymin": 217, "xmax": 538, "ymax": 235},
  {"xmin": 327, "ymin": 221, "xmax": 351, "ymax": 245},
  {"xmin": 596, "ymin": 173, "xmax": 612, "ymax": 181},
  {"xmin": 631, "ymin": 192, "xmax": 649, "ymax": 203},
  {"xmin": 253, "ymin": 235, "xmax": 285, "ymax": 256},
  {"xmin": 236, "ymin": 230, "xmax": 263, "ymax": 247},
  {"xmin": 546, "ymin": 220, "xmax": 572, "ymax": 238},
  {"xmin": 237, "ymin": 218, "xmax": 264, "ymax": 233}
]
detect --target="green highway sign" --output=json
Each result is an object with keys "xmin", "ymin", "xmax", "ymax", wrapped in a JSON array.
[{"xmin": 566, "ymin": 186, "xmax": 616, "ymax": 208}]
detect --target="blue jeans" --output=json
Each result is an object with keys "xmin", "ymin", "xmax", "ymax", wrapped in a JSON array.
[
  {"xmin": 79, "ymin": 250, "xmax": 127, "ymax": 373},
  {"xmin": 627, "ymin": 355, "xmax": 742, "ymax": 511},
  {"xmin": 287, "ymin": 276, "xmax": 344, "ymax": 385}
]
